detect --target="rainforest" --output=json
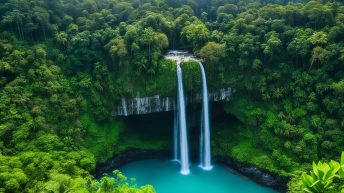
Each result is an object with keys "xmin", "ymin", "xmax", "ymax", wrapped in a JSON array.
[{"xmin": 0, "ymin": 0, "xmax": 344, "ymax": 192}]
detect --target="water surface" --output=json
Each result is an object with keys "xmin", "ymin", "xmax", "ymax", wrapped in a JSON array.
[{"xmin": 118, "ymin": 159, "xmax": 278, "ymax": 193}]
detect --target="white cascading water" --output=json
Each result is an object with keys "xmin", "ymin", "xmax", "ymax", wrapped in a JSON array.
[
  {"xmin": 122, "ymin": 98, "xmax": 128, "ymax": 116},
  {"xmin": 165, "ymin": 50, "xmax": 214, "ymax": 174},
  {"xmin": 199, "ymin": 62, "xmax": 212, "ymax": 170},
  {"xmin": 176, "ymin": 63, "xmax": 190, "ymax": 175},
  {"xmin": 166, "ymin": 51, "xmax": 192, "ymax": 174}
]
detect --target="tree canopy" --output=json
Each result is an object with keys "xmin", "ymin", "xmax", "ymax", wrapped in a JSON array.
[{"xmin": 0, "ymin": 0, "xmax": 344, "ymax": 192}]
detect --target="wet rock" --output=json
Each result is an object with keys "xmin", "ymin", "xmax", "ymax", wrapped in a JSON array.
[
  {"xmin": 216, "ymin": 156, "xmax": 289, "ymax": 192},
  {"xmin": 112, "ymin": 88, "xmax": 234, "ymax": 116}
]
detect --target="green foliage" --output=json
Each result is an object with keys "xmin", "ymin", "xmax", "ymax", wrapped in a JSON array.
[
  {"xmin": 180, "ymin": 60, "xmax": 201, "ymax": 93},
  {"xmin": 288, "ymin": 175, "xmax": 304, "ymax": 193},
  {"xmin": 308, "ymin": 32, "xmax": 328, "ymax": 46},
  {"xmin": 301, "ymin": 152, "xmax": 344, "ymax": 193},
  {"xmin": 82, "ymin": 113, "xmax": 124, "ymax": 163},
  {"xmin": 1, "ymin": 0, "xmax": 344, "ymax": 192},
  {"xmin": 302, "ymin": 161, "xmax": 340, "ymax": 192},
  {"xmin": 0, "ymin": 151, "xmax": 96, "ymax": 192},
  {"xmin": 224, "ymin": 93, "xmax": 262, "ymax": 126},
  {"xmin": 212, "ymin": 113, "xmax": 290, "ymax": 177},
  {"xmin": 181, "ymin": 20, "xmax": 210, "ymax": 51},
  {"xmin": 198, "ymin": 42, "xmax": 225, "ymax": 67},
  {"xmin": 93, "ymin": 170, "xmax": 155, "ymax": 193},
  {"xmin": 331, "ymin": 79, "xmax": 344, "ymax": 95},
  {"xmin": 262, "ymin": 32, "xmax": 282, "ymax": 56}
]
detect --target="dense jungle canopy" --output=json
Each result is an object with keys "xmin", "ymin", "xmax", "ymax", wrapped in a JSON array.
[{"xmin": 0, "ymin": 0, "xmax": 343, "ymax": 192}]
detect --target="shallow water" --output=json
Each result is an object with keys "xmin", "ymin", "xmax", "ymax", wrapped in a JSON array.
[{"xmin": 118, "ymin": 159, "xmax": 278, "ymax": 193}]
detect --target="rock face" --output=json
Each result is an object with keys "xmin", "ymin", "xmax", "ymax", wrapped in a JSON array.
[
  {"xmin": 112, "ymin": 88, "xmax": 234, "ymax": 116},
  {"xmin": 217, "ymin": 156, "xmax": 289, "ymax": 192}
]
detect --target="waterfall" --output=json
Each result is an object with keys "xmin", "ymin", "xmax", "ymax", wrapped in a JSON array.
[
  {"xmin": 122, "ymin": 98, "xmax": 128, "ymax": 116},
  {"xmin": 112, "ymin": 50, "xmax": 234, "ymax": 117},
  {"xmin": 199, "ymin": 62, "xmax": 212, "ymax": 170},
  {"xmin": 165, "ymin": 50, "xmax": 217, "ymax": 174},
  {"xmin": 176, "ymin": 63, "xmax": 190, "ymax": 175}
]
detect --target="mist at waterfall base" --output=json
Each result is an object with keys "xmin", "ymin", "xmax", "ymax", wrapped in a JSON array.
[{"xmin": 118, "ymin": 159, "xmax": 277, "ymax": 193}]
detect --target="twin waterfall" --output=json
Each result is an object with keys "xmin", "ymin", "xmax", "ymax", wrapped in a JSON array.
[
  {"xmin": 167, "ymin": 51, "xmax": 212, "ymax": 175},
  {"xmin": 176, "ymin": 63, "xmax": 190, "ymax": 175},
  {"xmin": 199, "ymin": 63, "xmax": 212, "ymax": 171}
]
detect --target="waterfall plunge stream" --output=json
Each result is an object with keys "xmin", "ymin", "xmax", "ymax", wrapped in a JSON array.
[
  {"xmin": 199, "ymin": 62, "xmax": 212, "ymax": 170},
  {"xmin": 176, "ymin": 63, "xmax": 190, "ymax": 175},
  {"xmin": 166, "ymin": 51, "xmax": 212, "ymax": 175}
]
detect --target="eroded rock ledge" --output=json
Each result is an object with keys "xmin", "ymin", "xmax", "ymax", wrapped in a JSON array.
[{"xmin": 112, "ymin": 88, "xmax": 233, "ymax": 116}]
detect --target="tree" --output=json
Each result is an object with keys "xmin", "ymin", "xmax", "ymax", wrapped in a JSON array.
[
  {"xmin": 304, "ymin": 1, "xmax": 334, "ymax": 29},
  {"xmin": 67, "ymin": 24, "xmax": 79, "ymax": 34},
  {"xmin": 307, "ymin": 32, "xmax": 329, "ymax": 70},
  {"xmin": 310, "ymin": 46, "xmax": 330, "ymax": 70},
  {"xmin": 308, "ymin": 32, "xmax": 328, "ymax": 46},
  {"xmin": 217, "ymin": 4, "xmax": 238, "ymax": 16},
  {"xmin": 331, "ymin": 80, "xmax": 344, "ymax": 95},
  {"xmin": 56, "ymin": 32, "xmax": 68, "ymax": 49},
  {"xmin": 1, "ymin": 10, "xmax": 25, "ymax": 39},
  {"xmin": 181, "ymin": 20, "xmax": 209, "ymax": 51},
  {"xmin": 125, "ymin": 27, "xmax": 169, "ymax": 75},
  {"xmin": 262, "ymin": 32, "xmax": 282, "ymax": 56},
  {"xmin": 105, "ymin": 38, "xmax": 128, "ymax": 69},
  {"xmin": 32, "ymin": 6, "xmax": 50, "ymax": 40},
  {"xmin": 141, "ymin": 28, "xmax": 156, "ymax": 65},
  {"xmin": 156, "ymin": 33, "xmax": 169, "ymax": 50},
  {"xmin": 198, "ymin": 42, "xmax": 225, "ymax": 65},
  {"xmin": 287, "ymin": 29, "xmax": 312, "ymax": 67},
  {"xmin": 139, "ymin": 13, "xmax": 172, "ymax": 35}
]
